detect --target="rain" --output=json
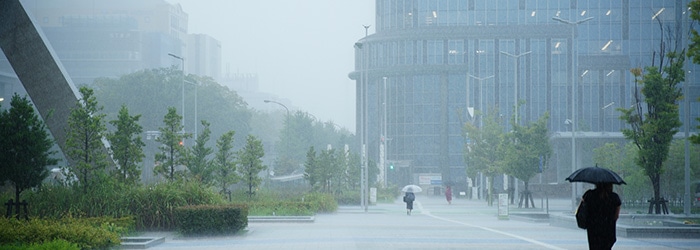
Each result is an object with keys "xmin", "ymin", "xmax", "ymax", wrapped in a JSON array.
[{"xmin": 1, "ymin": 0, "xmax": 700, "ymax": 249}]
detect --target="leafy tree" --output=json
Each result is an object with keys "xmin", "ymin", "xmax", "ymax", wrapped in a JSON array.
[
  {"xmin": 303, "ymin": 147, "xmax": 346, "ymax": 193},
  {"xmin": 619, "ymin": 49, "xmax": 684, "ymax": 213},
  {"xmin": 237, "ymin": 135, "xmax": 266, "ymax": 199},
  {"xmin": 463, "ymin": 108, "xmax": 506, "ymax": 206},
  {"xmin": 593, "ymin": 142, "xmax": 636, "ymax": 200},
  {"xmin": 107, "ymin": 105, "xmax": 145, "ymax": 185},
  {"xmin": 274, "ymin": 111, "xmax": 316, "ymax": 176},
  {"xmin": 687, "ymin": 0, "xmax": 700, "ymax": 146},
  {"xmin": 154, "ymin": 107, "xmax": 190, "ymax": 181},
  {"xmin": 213, "ymin": 131, "xmax": 238, "ymax": 199},
  {"xmin": 303, "ymin": 147, "xmax": 319, "ymax": 189},
  {"xmin": 502, "ymin": 112, "xmax": 552, "ymax": 207},
  {"xmin": 65, "ymin": 86, "xmax": 109, "ymax": 193},
  {"xmin": 688, "ymin": 0, "xmax": 700, "ymax": 65},
  {"xmin": 345, "ymin": 152, "xmax": 362, "ymax": 190},
  {"xmin": 93, "ymin": 68, "xmax": 252, "ymax": 161},
  {"xmin": 330, "ymin": 148, "xmax": 351, "ymax": 194},
  {"xmin": 661, "ymin": 140, "xmax": 700, "ymax": 199},
  {"xmin": 187, "ymin": 120, "xmax": 213, "ymax": 185},
  {"xmin": 0, "ymin": 94, "xmax": 58, "ymax": 217}
]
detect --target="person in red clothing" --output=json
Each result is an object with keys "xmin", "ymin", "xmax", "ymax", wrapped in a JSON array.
[{"xmin": 445, "ymin": 185, "xmax": 452, "ymax": 205}]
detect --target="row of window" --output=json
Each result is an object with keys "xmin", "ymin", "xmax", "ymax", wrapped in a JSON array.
[{"xmin": 377, "ymin": 0, "xmax": 684, "ymax": 31}]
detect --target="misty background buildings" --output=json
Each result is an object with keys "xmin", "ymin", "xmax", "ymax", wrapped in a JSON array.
[
  {"xmin": 0, "ymin": 0, "xmax": 699, "ymax": 201},
  {"xmin": 0, "ymin": 0, "xmax": 294, "ymax": 117},
  {"xmin": 350, "ymin": 1, "xmax": 700, "ymax": 199}
]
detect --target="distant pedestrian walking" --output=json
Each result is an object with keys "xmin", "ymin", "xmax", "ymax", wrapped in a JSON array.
[
  {"xmin": 445, "ymin": 186, "xmax": 452, "ymax": 205},
  {"xmin": 581, "ymin": 183, "xmax": 621, "ymax": 250},
  {"xmin": 403, "ymin": 191, "xmax": 415, "ymax": 215}
]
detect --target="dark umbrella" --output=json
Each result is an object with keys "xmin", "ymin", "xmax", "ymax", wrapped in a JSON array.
[{"xmin": 565, "ymin": 166, "xmax": 626, "ymax": 185}]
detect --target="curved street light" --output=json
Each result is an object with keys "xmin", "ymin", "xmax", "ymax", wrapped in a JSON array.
[{"xmin": 552, "ymin": 16, "xmax": 594, "ymax": 211}]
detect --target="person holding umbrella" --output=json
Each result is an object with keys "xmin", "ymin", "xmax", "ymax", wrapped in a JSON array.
[
  {"xmin": 566, "ymin": 166, "xmax": 624, "ymax": 250},
  {"xmin": 402, "ymin": 185, "xmax": 420, "ymax": 215}
]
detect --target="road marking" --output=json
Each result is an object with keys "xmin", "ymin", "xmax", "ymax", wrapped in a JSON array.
[{"xmin": 415, "ymin": 201, "xmax": 567, "ymax": 250}]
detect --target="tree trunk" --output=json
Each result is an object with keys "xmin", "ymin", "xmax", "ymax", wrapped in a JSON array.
[
  {"xmin": 650, "ymin": 172, "xmax": 662, "ymax": 214},
  {"xmin": 14, "ymin": 186, "xmax": 21, "ymax": 218},
  {"xmin": 487, "ymin": 175, "xmax": 494, "ymax": 206}
]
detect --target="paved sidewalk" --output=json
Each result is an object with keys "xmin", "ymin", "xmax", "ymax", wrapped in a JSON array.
[{"xmin": 139, "ymin": 196, "xmax": 700, "ymax": 250}]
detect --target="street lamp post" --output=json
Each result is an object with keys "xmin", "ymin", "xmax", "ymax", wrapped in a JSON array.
[
  {"xmin": 499, "ymin": 51, "xmax": 531, "ymax": 125},
  {"xmin": 168, "ymin": 53, "xmax": 185, "ymax": 135},
  {"xmin": 552, "ymin": 16, "xmax": 594, "ymax": 210},
  {"xmin": 499, "ymin": 51, "xmax": 530, "ymax": 202},
  {"xmin": 467, "ymin": 74, "xmax": 494, "ymax": 128},
  {"xmin": 264, "ymin": 99, "xmax": 290, "ymax": 154},
  {"xmin": 185, "ymin": 80, "xmax": 198, "ymax": 140}
]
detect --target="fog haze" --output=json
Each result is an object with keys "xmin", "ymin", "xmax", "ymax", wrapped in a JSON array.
[{"xmin": 169, "ymin": 0, "xmax": 375, "ymax": 132}]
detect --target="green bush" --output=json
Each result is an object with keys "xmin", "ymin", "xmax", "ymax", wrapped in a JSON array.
[
  {"xmin": 174, "ymin": 205, "xmax": 248, "ymax": 236},
  {"xmin": 243, "ymin": 201, "xmax": 314, "ymax": 216},
  {"xmin": 334, "ymin": 190, "xmax": 360, "ymax": 205},
  {"xmin": 0, "ymin": 217, "xmax": 120, "ymax": 249},
  {"xmin": 1, "ymin": 239, "xmax": 80, "ymax": 250},
  {"xmin": 23, "ymin": 180, "xmax": 224, "ymax": 231},
  {"xmin": 127, "ymin": 181, "xmax": 224, "ymax": 230},
  {"xmin": 303, "ymin": 192, "xmax": 338, "ymax": 213}
]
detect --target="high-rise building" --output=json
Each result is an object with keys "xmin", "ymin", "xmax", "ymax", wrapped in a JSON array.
[
  {"xmin": 351, "ymin": 1, "xmax": 700, "ymax": 195},
  {"xmin": 15, "ymin": 0, "xmax": 193, "ymax": 85}
]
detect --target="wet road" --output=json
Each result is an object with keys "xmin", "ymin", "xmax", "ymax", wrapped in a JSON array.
[{"xmin": 143, "ymin": 196, "xmax": 700, "ymax": 250}]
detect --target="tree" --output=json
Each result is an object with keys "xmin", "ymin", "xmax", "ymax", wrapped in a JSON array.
[
  {"xmin": 274, "ymin": 111, "xmax": 316, "ymax": 176},
  {"xmin": 0, "ymin": 94, "xmax": 58, "ymax": 218},
  {"xmin": 154, "ymin": 107, "xmax": 190, "ymax": 181},
  {"xmin": 107, "ymin": 105, "xmax": 145, "ymax": 185},
  {"xmin": 237, "ymin": 135, "xmax": 266, "ymax": 199},
  {"xmin": 303, "ymin": 147, "xmax": 345, "ymax": 193},
  {"xmin": 620, "ymin": 48, "xmax": 684, "ymax": 213},
  {"xmin": 187, "ymin": 120, "xmax": 213, "ymax": 185},
  {"xmin": 213, "ymin": 131, "xmax": 238, "ymax": 200},
  {"xmin": 502, "ymin": 112, "xmax": 552, "ymax": 208},
  {"xmin": 65, "ymin": 86, "xmax": 109, "ymax": 193},
  {"xmin": 303, "ymin": 147, "xmax": 319, "ymax": 189},
  {"xmin": 93, "ymin": 68, "xmax": 252, "ymax": 164},
  {"xmin": 661, "ymin": 140, "xmax": 700, "ymax": 199},
  {"xmin": 687, "ymin": 0, "xmax": 700, "ymax": 146},
  {"xmin": 463, "ymin": 108, "xmax": 506, "ymax": 206}
]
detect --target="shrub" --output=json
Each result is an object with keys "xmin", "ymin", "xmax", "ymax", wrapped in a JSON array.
[
  {"xmin": 0, "ymin": 217, "xmax": 120, "ymax": 249},
  {"xmin": 174, "ymin": 205, "xmax": 248, "ymax": 236},
  {"xmin": 303, "ymin": 192, "xmax": 338, "ymax": 213},
  {"xmin": 128, "ymin": 181, "xmax": 224, "ymax": 230},
  {"xmin": 1, "ymin": 239, "xmax": 80, "ymax": 250},
  {"xmin": 335, "ymin": 190, "xmax": 360, "ymax": 205},
  {"xmin": 23, "ymin": 180, "xmax": 224, "ymax": 231},
  {"xmin": 242, "ymin": 201, "xmax": 314, "ymax": 216}
]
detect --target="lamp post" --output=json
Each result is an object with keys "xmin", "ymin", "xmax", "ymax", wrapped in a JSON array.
[
  {"xmin": 552, "ymin": 16, "xmax": 593, "ymax": 210},
  {"xmin": 380, "ymin": 77, "xmax": 388, "ymax": 187},
  {"xmin": 264, "ymin": 99, "xmax": 290, "ymax": 155},
  {"xmin": 168, "ymin": 53, "xmax": 185, "ymax": 135},
  {"xmin": 467, "ymin": 74, "xmax": 494, "ymax": 128},
  {"xmin": 185, "ymin": 80, "xmax": 198, "ymax": 140},
  {"xmin": 499, "ymin": 51, "xmax": 529, "ymax": 202},
  {"xmin": 355, "ymin": 24, "xmax": 371, "ymax": 212},
  {"xmin": 499, "ymin": 51, "xmax": 531, "ymax": 125}
]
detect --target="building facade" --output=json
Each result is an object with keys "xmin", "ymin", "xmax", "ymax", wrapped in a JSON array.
[
  {"xmin": 5, "ymin": 0, "xmax": 220, "ymax": 86},
  {"xmin": 350, "ymin": 0, "xmax": 700, "ymax": 194}
]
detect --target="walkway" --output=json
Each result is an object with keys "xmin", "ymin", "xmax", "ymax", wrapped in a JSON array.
[{"xmin": 141, "ymin": 196, "xmax": 700, "ymax": 250}]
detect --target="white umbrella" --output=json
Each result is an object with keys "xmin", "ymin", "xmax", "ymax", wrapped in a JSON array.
[{"xmin": 402, "ymin": 184, "xmax": 422, "ymax": 193}]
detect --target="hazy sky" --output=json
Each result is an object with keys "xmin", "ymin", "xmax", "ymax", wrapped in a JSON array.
[{"xmin": 169, "ymin": 0, "xmax": 375, "ymax": 132}]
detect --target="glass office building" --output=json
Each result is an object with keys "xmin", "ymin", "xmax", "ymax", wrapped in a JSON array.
[{"xmin": 350, "ymin": 0, "xmax": 700, "ymax": 191}]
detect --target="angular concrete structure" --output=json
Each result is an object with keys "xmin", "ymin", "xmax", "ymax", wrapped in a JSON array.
[{"xmin": 0, "ymin": 0, "xmax": 94, "ymax": 163}]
